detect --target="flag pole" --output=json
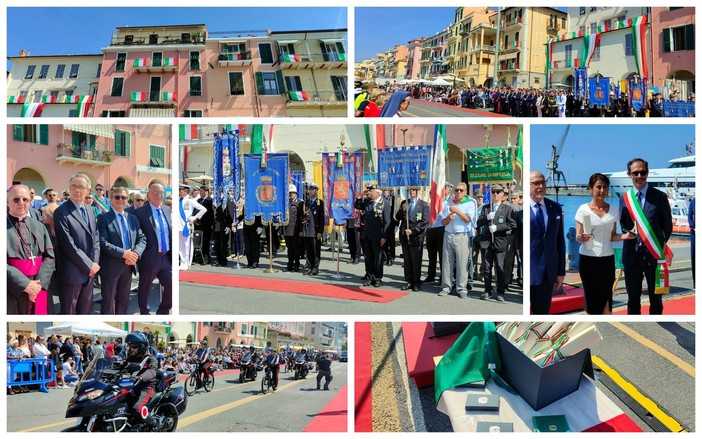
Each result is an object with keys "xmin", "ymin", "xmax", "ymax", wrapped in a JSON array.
[{"xmin": 262, "ymin": 221, "xmax": 278, "ymax": 274}]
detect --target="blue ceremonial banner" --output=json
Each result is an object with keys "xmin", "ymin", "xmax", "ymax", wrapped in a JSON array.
[
  {"xmin": 588, "ymin": 77, "xmax": 610, "ymax": 107},
  {"xmin": 290, "ymin": 170, "xmax": 305, "ymax": 196},
  {"xmin": 663, "ymin": 101, "xmax": 695, "ymax": 117},
  {"xmin": 628, "ymin": 77, "xmax": 647, "ymax": 111},
  {"xmin": 377, "ymin": 146, "xmax": 432, "ymax": 188},
  {"xmin": 574, "ymin": 68, "xmax": 587, "ymax": 99},
  {"xmin": 244, "ymin": 153, "xmax": 289, "ymax": 225},
  {"xmin": 212, "ymin": 130, "xmax": 240, "ymax": 206},
  {"xmin": 322, "ymin": 151, "xmax": 363, "ymax": 224}
]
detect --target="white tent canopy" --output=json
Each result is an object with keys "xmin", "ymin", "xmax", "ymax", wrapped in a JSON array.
[
  {"xmin": 43, "ymin": 322, "xmax": 128, "ymax": 338},
  {"xmin": 429, "ymin": 77, "xmax": 452, "ymax": 86}
]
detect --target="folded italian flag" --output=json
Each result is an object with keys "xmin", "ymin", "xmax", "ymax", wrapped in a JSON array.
[
  {"xmin": 75, "ymin": 95, "xmax": 93, "ymax": 118},
  {"xmin": 21, "ymin": 102, "xmax": 44, "ymax": 117},
  {"xmin": 8, "ymin": 95, "xmax": 25, "ymax": 103},
  {"xmin": 163, "ymin": 58, "xmax": 177, "ymax": 66},
  {"xmin": 134, "ymin": 58, "xmax": 149, "ymax": 67},
  {"xmin": 131, "ymin": 91, "xmax": 147, "ymax": 102},
  {"xmin": 162, "ymin": 91, "xmax": 177, "ymax": 101},
  {"xmin": 41, "ymin": 96, "xmax": 57, "ymax": 103},
  {"xmin": 289, "ymin": 91, "xmax": 309, "ymax": 101}
]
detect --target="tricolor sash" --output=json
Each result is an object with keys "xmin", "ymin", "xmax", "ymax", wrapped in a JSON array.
[
  {"xmin": 93, "ymin": 197, "xmax": 109, "ymax": 214},
  {"xmin": 622, "ymin": 189, "xmax": 670, "ymax": 294}
]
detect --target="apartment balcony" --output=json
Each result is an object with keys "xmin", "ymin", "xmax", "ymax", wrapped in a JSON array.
[
  {"xmin": 500, "ymin": 16, "xmax": 522, "ymax": 29},
  {"xmin": 110, "ymin": 33, "xmax": 205, "ymax": 47},
  {"xmin": 546, "ymin": 22, "xmax": 562, "ymax": 32},
  {"xmin": 285, "ymin": 90, "xmax": 346, "ymax": 108},
  {"xmin": 550, "ymin": 58, "xmax": 580, "ymax": 70},
  {"xmin": 133, "ymin": 57, "xmax": 178, "ymax": 74},
  {"xmin": 214, "ymin": 325, "xmax": 230, "ymax": 333},
  {"xmin": 472, "ymin": 45, "xmax": 497, "ymax": 53},
  {"xmin": 498, "ymin": 63, "xmax": 521, "ymax": 72},
  {"xmin": 448, "ymin": 33, "xmax": 461, "ymax": 43},
  {"xmin": 129, "ymin": 91, "xmax": 178, "ymax": 108},
  {"xmin": 471, "ymin": 23, "xmax": 497, "ymax": 35},
  {"xmin": 500, "ymin": 41, "xmax": 522, "ymax": 53},
  {"xmin": 218, "ymin": 50, "xmax": 253, "ymax": 67},
  {"xmin": 277, "ymin": 52, "xmax": 347, "ymax": 70},
  {"xmin": 56, "ymin": 144, "xmax": 113, "ymax": 167}
]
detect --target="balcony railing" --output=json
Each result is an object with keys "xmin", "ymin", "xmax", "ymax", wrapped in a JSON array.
[
  {"xmin": 110, "ymin": 34, "xmax": 205, "ymax": 47},
  {"xmin": 285, "ymin": 90, "xmax": 346, "ymax": 107},
  {"xmin": 218, "ymin": 50, "xmax": 252, "ymax": 64},
  {"xmin": 56, "ymin": 145, "xmax": 113, "ymax": 166},
  {"xmin": 130, "ymin": 91, "xmax": 178, "ymax": 106},
  {"xmin": 500, "ymin": 16, "xmax": 522, "ymax": 29},
  {"xmin": 498, "ymin": 62, "xmax": 520, "ymax": 71},
  {"xmin": 277, "ymin": 52, "xmax": 347, "ymax": 69},
  {"xmin": 500, "ymin": 41, "xmax": 521, "ymax": 52},
  {"xmin": 472, "ymin": 45, "xmax": 497, "ymax": 52},
  {"xmin": 133, "ymin": 57, "xmax": 178, "ymax": 73}
]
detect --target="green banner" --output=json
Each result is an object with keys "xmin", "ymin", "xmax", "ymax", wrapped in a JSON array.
[{"xmin": 466, "ymin": 147, "xmax": 513, "ymax": 183}]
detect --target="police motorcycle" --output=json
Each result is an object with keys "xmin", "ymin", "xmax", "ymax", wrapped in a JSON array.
[
  {"xmin": 237, "ymin": 351, "xmax": 259, "ymax": 383},
  {"xmin": 62, "ymin": 356, "xmax": 187, "ymax": 432},
  {"xmin": 293, "ymin": 352, "xmax": 314, "ymax": 380}
]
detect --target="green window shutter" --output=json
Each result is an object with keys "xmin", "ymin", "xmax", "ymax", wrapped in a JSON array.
[
  {"xmin": 275, "ymin": 70, "xmax": 284, "ymax": 95},
  {"xmin": 125, "ymin": 132, "xmax": 131, "ymax": 157},
  {"xmin": 39, "ymin": 125, "xmax": 49, "ymax": 145},
  {"xmin": 13, "ymin": 125, "xmax": 23, "ymax": 141},
  {"xmin": 320, "ymin": 42, "xmax": 328, "ymax": 61},
  {"xmin": 255, "ymin": 72, "xmax": 265, "ymax": 94},
  {"xmin": 115, "ymin": 130, "xmax": 123, "ymax": 155},
  {"xmin": 662, "ymin": 28, "xmax": 671, "ymax": 53},
  {"xmin": 72, "ymin": 132, "xmax": 80, "ymax": 156},
  {"xmin": 685, "ymin": 24, "xmax": 695, "ymax": 50},
  {"xmin": 89, "ymin": 135, "xmax": 96, "ymax": 151},
  {"xmin": 336, "ymin": 42, "xmax": 346, "ymax": 55}
]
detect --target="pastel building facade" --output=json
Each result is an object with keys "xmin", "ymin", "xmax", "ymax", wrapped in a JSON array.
[
  {"xmin": 454, "ymin": 7, "xmax": 496, "ymax": 87},
  {"xmin": 650, "ymin": 7, "xmax": 695, "ymax": 98},
  {"xmin": 405, "ymin": 39, "xmax": 424, "ymax": 79}
]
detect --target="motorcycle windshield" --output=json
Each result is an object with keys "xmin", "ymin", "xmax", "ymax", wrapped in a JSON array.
[
  {"xmin": 241, "ymin": 352, "xmax": 252, "ymax": 362},
  {"xmin": 295, "ymin": 354, "xmax": 306, "ymax": 362},
  {"xmin": 78, "ymin": 357, "xmax": 119, "ymax": 388}
]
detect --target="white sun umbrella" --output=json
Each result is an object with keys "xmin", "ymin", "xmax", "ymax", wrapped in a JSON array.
[{"xmin": 429, "ymin": 77, "xmax": 452, "ymax": 86}]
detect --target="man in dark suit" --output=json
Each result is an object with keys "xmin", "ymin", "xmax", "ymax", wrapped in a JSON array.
[
  {"xmin": 125, "ymin": 192, "xmax": 146, "ymax": 214},
  {"xmin": 395, "ymin": 188, "xmax": 429, "ymax": 291},
  {"xmin": 300, "ymin": 183, "xmax": 325, "ymax": 276},
  {"xmin": 134, "ymin": 180, "xmax": 172, "ymax": 315},
  {"xmin": 619, "ymin": 158, "xmax": 673, "ymax": 315},
  {"xmin": 530, "ymin": 171, "xmax": 565, "ymax": 314},
  {"xmin": 649, "ymin": 92, "xmax": 664, "ymax": 117},
  {"xmin": 97, "ymin": 187, "xmax": 146, "ymax": 314},
  {"xmin": 54, "ymin": 173, "xmax": 101, "ymax": 314},
  {"xmin": 283, "ymin": 184, "xmax": 303, "ymax": 272},
  {"xmin": 212, "ymin": 191, "xmax": 234, "ymax": 267},
  {"xmin": 195, "ymin": 186, "xmax": 214, "ymax": 264},
  {"xmin": 355, "ymin": 185, "xmax": 392, "ymax": 287},
  {"xmin": 477, "ymin": 184, "xmax": 516, "ymax": 302}
]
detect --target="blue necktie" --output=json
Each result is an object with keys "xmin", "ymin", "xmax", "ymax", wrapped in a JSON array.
[
  {"xmin": 156, "ymin": 208, "xmax": 168, "ymax": 253},
  {"xmin": 118, "ymin": 213, "xmax": 131, "ymax": 250},
  {"xmin": 410, "ymin": 200, "xmax": 415, "ymax": 213},
  {"xmin": 80, "ymin": 206, "xmax": 89, "ymax": 227},
  {"xmin": 535, "ymin": 203, "xmax": 546, "ymax": 236}
]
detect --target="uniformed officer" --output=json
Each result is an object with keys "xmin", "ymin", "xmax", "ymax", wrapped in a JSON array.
[
  {"xmin": 476, "ymin": 184, "xmax": 517, "ymax": 301},
  {"xmin": 284, "ymin": 184, "xmax": 303, "ymax": 272},
  {"xmin": 178, "ymin": 184, "xmax": 205, "ymax": 270},
  {"xmin": 355, "ymin": 185, "xmax": 392, "ymax": 287},
  {"xmin": 300, "ymin": 183, "xmax": 325, "ymax": 276}
]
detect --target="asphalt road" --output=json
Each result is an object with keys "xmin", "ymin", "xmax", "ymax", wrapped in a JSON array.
[
  {"xmin": 45, "ymin": 279, "xmax": 169, "ymax": 315},
  {"xmin": 403, "ymin": 99, "xmax": 509, "ymax": 118},
  {"xmin": 8, "ymin": 362, "xmax": 348, "ymax": 432},
  {"xmin": 368, "ymin": 321, "xmax": 695, "ymax": 432},
  {"xmin": 179, "ymin": 246, "xmax": 523, "ymax": 315}
]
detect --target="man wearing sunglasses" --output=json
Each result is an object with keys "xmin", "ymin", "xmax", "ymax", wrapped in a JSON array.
[
  {"xmin": 96, "ymin": 186, "xmax": 147, "ymax": 314},
  {"xmin": 619, "ymin": 158, "xmax": 672, "ymax": 315}
]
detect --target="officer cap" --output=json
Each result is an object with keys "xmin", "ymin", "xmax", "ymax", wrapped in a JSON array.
[
  {"xmin": 179, "ymin": 183, "xmax": 191, "ymax": 190},
  {"xmin": 308, "ymin": 182, "xmax": 319, "ymax": 190},
  {"xmin": 492, "ymin": 183, "xmax": 505, "ymax": 192},
  {"xmin": 365, "ymin": 183, "xmax": 377, "ymax": 190},
  {"xmin": 473, "ymin": 189, "xmax": 483, "ymax": 197}
]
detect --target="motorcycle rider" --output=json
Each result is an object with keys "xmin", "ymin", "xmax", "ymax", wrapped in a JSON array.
[
  {"xmin": 121, "ymin": 332, "xmax": 160, "ymax": 430},
  {"xmin": 316, "ymin": 353, "xmax": 333, "ymax": 390},
  {"xmin": 194, "ymin": 339, "xmax": 211, "ymax": 382},
  {"xmin": 262, "ymin": 347, "xmax": 281, "ymax": 391}
]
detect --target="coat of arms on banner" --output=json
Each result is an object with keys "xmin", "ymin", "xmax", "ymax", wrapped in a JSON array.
[{"xmin": 258, "ymin": 176, "xmax": 276, "ymax": 205}]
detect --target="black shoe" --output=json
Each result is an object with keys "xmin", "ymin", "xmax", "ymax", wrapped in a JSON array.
[
  {"xmin": 412, "ymin": 285, "xmax": 420, "ymax": 292},
  {"xmin": 244, "ymin": 264, "xmax": 252, "ymax": 268},
  {"xmin": 401, "ymin": 283, "xmax": 412, "ymax": 291},
  {"xmin": 423, "ymin": 277, "xmax": 435, "ymax": 283},
  {"xmin": 362, "ymin": 274, "xmax": 368, "ymax": 280},
  {"xmin": 372, "ymin": 280, "xmax": 382, "ymax": 288},
  {"xmin": 352, "ymin": 259, "xmax": 359, "ymax": 265},
  {"xmin": 251, "ymin": 262, "xmax": 259, "ymax": 269},
  {"xmin": 467, "ymin": 284, "xmax": 473, "ymax": 291},
  {"xmin": 293, "ymin": 267, "xmax": 300, "ymax": 272},
  {"xmin": 363, "ymin": 280, "xmax": 372, "ymax": 286},
  {"xmin": 323, "ymin": 387, "xmax": 330, "ymax": 390},
  {"xmin": 480, "ymin": 292, "xmax": 489, "ymax": 300},
  {"xmin": 283, "ymin": 267, "xmax": 293, "ymax": 272},
  {"xmin": 304, "ymin": 269, "xmax": 313, "ymax": 276},
  {"xmin": 310, "ymin": 268, "xmax": 319, "ymax": 276}
]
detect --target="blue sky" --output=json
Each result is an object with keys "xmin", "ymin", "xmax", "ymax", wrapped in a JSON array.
[
  {"xmin": 7, "ymin": 7, "xmax": 347, "ymax": 69},
  {"xmin": 530, "ymin": 125, "xmax": 696, "ymax": 184}
]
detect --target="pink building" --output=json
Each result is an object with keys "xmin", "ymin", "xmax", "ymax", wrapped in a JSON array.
[
  {"xmin": 94, "ymin": 24, "xmax": 208, "ymax": 117},
  {"xmin": 406, "ymin": 38, "xmax": 423, "ymax": 79},
  {"xmin": 7, "ymin": 124, "xmax": 172, "ymax": 193},
  {"xmin": 650, "ymin": 7, "xmax": 695, "ymax": 97},
  {"xmin": 196, "ymin": 322, "xmax": 268, "ymax": 348}
]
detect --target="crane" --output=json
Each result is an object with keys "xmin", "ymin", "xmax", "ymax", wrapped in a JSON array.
[{"xmin": 545, "ymin": 125, "xmax": 570, "ymax": 201}]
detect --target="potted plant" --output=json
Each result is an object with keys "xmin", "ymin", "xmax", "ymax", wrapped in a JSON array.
[
  {"xmin": 102, "ymin": 150, "xmax": 114, "ymax": 162},
  {"xmin": 56, "ymin": 142, "xmax": 72, "ymax": 156},
  {"xmin": 191, "ymin": 30, "xmax": 204, "ymax": 43}
]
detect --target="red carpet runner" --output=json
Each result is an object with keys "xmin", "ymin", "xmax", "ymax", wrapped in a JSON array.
[
  {"xmin": 401, "ymin": 322, "xmax": 459, "ymax": 388},
  {"xmin": 303, "ymin": 384, "xmax": 348, "ymax": 432},
  {"xmin": 354, "ymin": 322, "xmax": 373, "ymax": 432},
  {"xmin": 181, "ymin": 271, "xmax": 409, "ymax": 303}
]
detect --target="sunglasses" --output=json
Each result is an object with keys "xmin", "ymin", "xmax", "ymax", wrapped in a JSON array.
[
  {"xmin": 629, "ymin": 171, "xmax": 648, "ymax": 177},
  {"xmin": 491, "ymin": 190, "xmax": 502, "ymax": 194},
  {"xmin": 95, "ymin": 188, "xmax": 104, "ymax": 191},
  {"xmin": 113, "ymin": 195, "xmax": 128, "ymax": 200},
  {"xmin": 454, "ymin": 189, "xmax": 465, "ymax": 192},
  {"xmin": 12, "ymin": 197, "xmax": 30, "ymax": 203},
  {"xmin": 135, "ymin": 199, "xmax": 145, "ymax": 202}
]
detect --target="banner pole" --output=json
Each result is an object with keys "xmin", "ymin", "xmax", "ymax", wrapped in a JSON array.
[
  {"xmin": 334, "ymin": 223, "xmax": 341, "ymax": 280},
  {"xmin": 263, "ymin": 221, "xmax": 279, "ymax": 273}
]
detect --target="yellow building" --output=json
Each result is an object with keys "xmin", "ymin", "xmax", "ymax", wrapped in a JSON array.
[{"xmin": 454, "ymin": 7, "xmax": 497, "ymax": 87}]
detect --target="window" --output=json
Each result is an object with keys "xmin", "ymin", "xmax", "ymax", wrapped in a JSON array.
[
  {"xmin": 565, "ymin": 44, "xmax": 573, "ymax": 63},
  {"xmin": 663, "ymin": 24, "xmax": 695, "ymax": 52},
  {"xmin": 258, "ymin": 43, "xmax": 274, "ymax": 63},
  {"xmin": 13, "ymin": 125, "xmax": 49, "ymax": 145},
  {"xmin": 590, "ymin": 7, "xmax": 597, "ymax": 12},
  {"xmin": 101, "ymin": 110, "xmax": 126, "ymax": 117},
  {"xmin": 184, "ymin": 110, "xmax": 203, "ymax": 117},
  {"xmin": 69, "ymin": 64, "xmax": 80, "ymax": 78},
  {"xmin": 322, "ymin": 42, "xmax": 346, "ymax": 61},
  {"xmin": 256, "ymin": 72, "xmax": 282, "ymax": 95},
  {"xmin": 189, "ymin": 51, "xmax": 200, "ymax": 70},
  {"xmin": 189, "ymin": 76, "xmax": 202, "ymax": 96},
  {"xmin": 331, "ymin": 75, "xmax": 347, "ymax": 101},
  {"xmin": 604, "ymin": 19, "xmax": 612, "ymax": 30},
  {"xmin": 284, "ymin": 75, "xmax": 302, "ymax": 92},
  {"xmin": 228, "ymin": 72, "xmax": 245, "ymax": 95},
  {"xmin": 311, "ymin": 327, "xmax": 316, "ymax": 335},
  {"xmin": 115, "ymin": 53, "xmax": 127, "ymax": 72},
  {"xmin": 49, "ymin": 90, "xmax": 60, "ymax": 100},
  {"xmin": 124, "ymin": 35, "xmax": 134, "ymax": 44},
  {"xmin": 149, "ymin": 34, "xmax": 159, "ymax": 44},
  {"xmin": 68, "ymin": 109, "xmax": 78, "ymax": 118},
  {"xmin": 181, "ymin": 33, "xmax": 191, "ymax": 43},
  {"xmin": 592, "ymin": 45, "xmax": 601, "ymax": 61},
  {"xmin": 589, "ymin": 23, "xmax": 597, "ymax": 35},
  {"xmin": 579, "ymin": 26, "xmax": 586, "ymax": 34},
  {"xmin": 223, "ymin": 42, "xmax": 246, "ymax": 54},
  {"xmin": 55, "ymin": 64, "xmax": 65, "ymax": 78},
  {"xmin": 153, "ymin": 52, "xmax": 163, "ymax": 67},
  {"xmin": 625, "ymin": 34, "xmax": 633, "ymax": 56},
  {"xmin": 96, "ymin": 63, "xmax": 102, "ymax": 78},
  {"xmin": 115, "ymin": 129, "xmax": 131, "ymax": 157},
  {"xmin": 241, "ymin": 324, "xmax": 248, "ymax": 335},
  {"xmin": 579, "ymin": 7, "xmax": 586, "ymax": 15},
  {"xmin": 33, "ymin": 91, "xmax": 42, "ymax": 103},
  {"xmin": 39, "ymin": 65, "xmax": 50, "ymax": 79},
  {"xmin": 149, "ymin": 145, "xmax": 165, "ymax": 168},
  {"xmin": 150, "ymin": 76, "xmax": 162, "ymax": 101},
  {"xmin": 24, "ymin": 65, "xmax": 36, "ymax": 79},
  {"xmin": 279, "ymin": 43, "xmax": 296, "ymax": 56},
  {"xmin": 111, "ymin": 77, "xmax": 124, "ymax": 97}
]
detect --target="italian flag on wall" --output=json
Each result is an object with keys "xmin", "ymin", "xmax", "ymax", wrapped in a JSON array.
[
  {"xmin": 8, "ymin": 95, "xmax": 25, "ymax": 103},
  {"xmin": 64, "ymin": 95, "xmax": 79, "ymax": 103},
  {"xmin": 289, "ymin": 91, "xmax": 309, "ymax": 101},
  {"xmin": 134, "ymin": 58, "xmax": 149, "ymax": 67},
  {"xmin": 41, "ymin": 95, "xmax": 57, "ymax": 103},
  {"xmin": 21, "ymin": 102, "xmax": 44, "ymax": 117},
  {"xmin": 163, "ymin": 58, "xmax": 177, "ymax": 66},
  {"xmin": 162, "ymin": 91, "xmax": 177, "ymax": 101},
  {"xmin": 131, "ymin": 91, "xmax": 147, "ymax": 102},
  {"xmin": 75, "ymin": 95, "xmax": 93, "ymax": 118},
  {"xmin": 631, "ymin": 15, "xmax": 649, "ymax": 78},
  {"xmin": 580, "ymin": 33, "xmax": 600, "ymax": 69},
  {"xmin": 179, "ymin": 124, "xmax": 198, "ymax": 141},
  {"xmin": 282, "ymin": 53, "xmax": 301, "ymax": 62}
]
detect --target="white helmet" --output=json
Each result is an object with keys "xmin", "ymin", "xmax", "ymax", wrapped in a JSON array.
[{"xmin": 288, "ymin": 184, "xmax": 297, "ymax": 193}]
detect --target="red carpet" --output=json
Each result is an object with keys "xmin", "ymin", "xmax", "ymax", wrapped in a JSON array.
[
  {"xmin": 303, "ymin": 384, "xmax": 348, "ymax": 432},
  {"xmin": 583, "ymin": 414, "xmax": 643, "ymax": 432},
  {"xmin": 401, "ymin": 322, "xmax": 459, "ymax": 388},
  {"xmin": 354, "ymin": 322, "xmax": 373, "ymax": 432},
  {"xmin": 181, "ymin": 271, "xmax": 409, "ymax": 304},
  {"xmin": 549, "ymin": 284, "xmax": 585, "ymax": 314},
  {"xmin": 613, "ymin": 295, "xmax": 695, "ymax": 315},
  {"xmin": 409, "ymin": 98, "xmax": 511, "ymax": 117}
]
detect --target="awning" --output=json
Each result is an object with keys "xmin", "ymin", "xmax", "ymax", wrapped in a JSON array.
[
  {"xmin": 63, "ymin": 124, "xmax": 115, "ymax": 139},
  {"xmin": 129, "ymin": 108, "xmax": 176, "ymax": 117},
  {"xmin": 320, "ymin": 38, "xmax": 345, "ymax": 43},
  {"xmin": 276, "ymin": 39, "xmax": 299, "ymax": 44}
]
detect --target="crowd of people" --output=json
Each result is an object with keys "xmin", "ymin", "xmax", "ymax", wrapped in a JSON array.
[{"xmin": 7, "ymin": 174, "xmax": 172, "ymax": 315}]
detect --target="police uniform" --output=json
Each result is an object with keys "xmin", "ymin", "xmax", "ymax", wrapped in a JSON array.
[
  {"xmin": 300, "ymin": 184, "xmax": 325, "ymax": 276},
  {"xmin": 355, "ymin": 187, "xmax": 392, "ymax": 287},
  {"xmin": 284, "ymin": 185, "xmax": 303, "ymax": 272},
  {"xmin": 178, "ymin": 185, "xmax": 206, "ymax": 270}
]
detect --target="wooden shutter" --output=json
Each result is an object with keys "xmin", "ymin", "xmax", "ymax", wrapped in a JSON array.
[
  {"xmin": 275, "ymin": 70, "xmax": 285, "ymax": 95},
  {"xmin": 685, "ymin": 24, "xmax": 694, "ymax": 50},
  {"xmin": 662, "ymin": 28, "xmax": 671, "ymax": 53},
  {"xmin": 13, "ymin": 125, "xmax": 23, "ymax": 141},
  {"xmin": 39, "ymin": 125, "xmax": 49, "ymax": 145},
  {"xmin": 255, "ymin": 72, "xmax": 265, "ymax": 94}
]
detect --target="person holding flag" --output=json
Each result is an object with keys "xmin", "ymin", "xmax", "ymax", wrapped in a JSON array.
[{"xmin": 178, "ymin": 184, "xmax": 205, "ymax": 270}]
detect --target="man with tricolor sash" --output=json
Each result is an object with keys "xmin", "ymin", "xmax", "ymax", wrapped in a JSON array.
[{"xmin": 619, "ymin": 158, "xmax": 673, "ymax": 315}]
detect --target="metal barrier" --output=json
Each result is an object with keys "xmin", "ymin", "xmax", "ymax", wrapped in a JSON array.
[{"xmin": 7, "ymin": 359, "xmax": 55, "ymax": 393}]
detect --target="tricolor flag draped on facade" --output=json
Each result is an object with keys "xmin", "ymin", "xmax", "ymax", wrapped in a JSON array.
[
  {"xmin": 41, "ymin": 95, "xmax": 57, "ymax": 103},
  {"xmin": 8, "ymin": 95, "xmax": 25, "ymax": 103},
  {"xmin": 289, "ymin": 91, "xmax": 309, "ymax": 101},
  {"xmin": 631, "ymin": 15, "xmax": 649, "ymax": 78},
  {"xmin": 21, "ymin": 103, "xmax": 44, "ymax": 117},
  {"xmin": 162, "ymin": 91, "xmax": 177, "ymax": 102},
  {"xmin": 134, "ymin": 58, "xmax": 148, "ymax": 67},
  {"xmin": 131, "ymin": 92, "xmax": 147, "ymax": 102},
  {"xmin": 580, "ymin": 33, "xmax": 600, "ymax": 69},
  {"xmin": 430, "ymin": 124, "xmax": 447, "ymax": 226},
  {"xmin": 75, "ymin": 95, "xmax": 93, "ymax": 118},
  {"xmin": 179, "ymin": 124, "xmax": 198, "ymax": 141}
]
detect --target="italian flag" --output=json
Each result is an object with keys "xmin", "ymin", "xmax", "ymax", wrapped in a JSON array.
[
  {"xmin": 179, "ymin": 124, "xmax": 198, "ymax": 141},
  {"xmin": 339, "ymin": 53, "xmax": 346, "ymax": 61},
  {"xmin": 597, "ymin": 23, "xmax": 610, "ymax": 33},
  {"xmin": 581, "ymin": 33, "xmax": 600, "ymax": 68},
  {"xmin": 21, "ymin": 102, "xmax": 44, "ymax": 117},
  {"xmin": 162, "ymin": 91, "xmax": 177, "ymax": 101},
  {"xmin": 41, "ymin": 95, "xmax": 57, "ymax": 103},
  {"xmin": 76, "ymin": 95, "xmax": 93, "ymax": 118},
  {"xmin": 8, "ymin": 95, "xmax": 24, "ymax": 103},
  {"xmin": 134, "ymin": 58, "xmax": 148, "ymax": 67},
  {"xmin": 64, "ymin": 95, "xmax": 79, "ymax": 103},
  {"xmin": 282, "ymin": 53, "xmax": 300, "ymax": 62},
  {"xmin": 430, "ymin": 124, "xmax": 447, "ymax": 226},
  {"xmin": 163, "ymin": 58, "xmax": 177, "ymax": 66},
  {"xmin": 131, "ymin": 91, "xmax": 147, "ymax": 102},
  {"xmin": 289, "ymin": 91, "xmax": 309, "ymax": 101},
  {"xmin": 631, "ymin": 15, "xmax": 649, "ymax": 78}
]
